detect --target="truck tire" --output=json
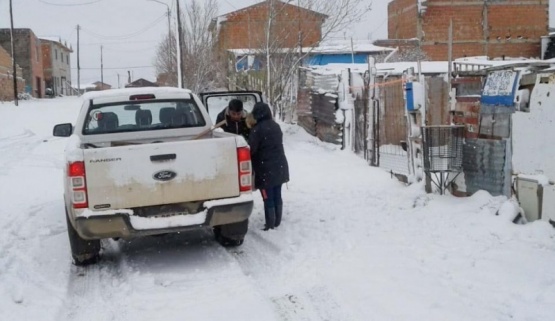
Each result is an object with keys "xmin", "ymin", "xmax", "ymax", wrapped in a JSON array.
[
  {"xmin": 213, "ymin": 219, "xmax": 248, "ymax": 247},
  {"xmin": 65, "ymin": 209, "xmax": 101, "ymax": 266}
]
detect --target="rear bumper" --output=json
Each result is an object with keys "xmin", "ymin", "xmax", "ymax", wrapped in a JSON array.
[{"xmin": 70, "ymin": 195, "xmax": 253, "ymax": 240}]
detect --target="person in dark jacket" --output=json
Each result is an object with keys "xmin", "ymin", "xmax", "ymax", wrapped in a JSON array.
[
  {"xmin": 216, "ymin": 99, "xmax": 250, "ymax": 140},
  {"xmin": 248, "ymin": 102, "xmax": 290, "ymax": 230}
]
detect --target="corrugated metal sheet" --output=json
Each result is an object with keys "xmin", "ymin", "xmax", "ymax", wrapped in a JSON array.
[
  {"xmin": 309, "ymin": 73, "xmax": 339, "ymax": 92},
  {"xmin": 479, "ymin": 104, "xmax": 514, "ymax": 139},
  {"xmin": 312, "ymin": 92, "xmax": 337, "ymax": 126},
  {"xmin": 463, "ymin": 138, "xmax": 511, "ymax": 196}
]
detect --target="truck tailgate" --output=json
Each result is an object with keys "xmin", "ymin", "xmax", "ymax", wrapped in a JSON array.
[{"xmin": 83, "ymin": 137, "xmax": 239, "ymax": 210}]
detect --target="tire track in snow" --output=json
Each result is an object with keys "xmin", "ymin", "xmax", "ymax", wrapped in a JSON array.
[
  {"xmin": 56, "ymin": 240, "xmax": 133, "ymax": 321},
  {"xmin": 228, "ymin": 227, "xmax": 354, "ymax": 321},
  {"xmin": 0, "ymin": 130, "xmax": 62, "ymax": 176},
  {"xmin": 0, "ymin": 201, "xmax": 68, "ymax": 318},
  {"xmin": 0, "ymin": 130, "xmax": 41, "ymax": 174}
]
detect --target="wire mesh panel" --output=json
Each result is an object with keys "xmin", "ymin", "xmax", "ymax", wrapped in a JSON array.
[
  {"xmin": 422, "ymin": 125, "xmax": 465, "ymax": 194},
  {"xmin": 422, "ymin": 126, "xmax": 465, "ymax": 172}
]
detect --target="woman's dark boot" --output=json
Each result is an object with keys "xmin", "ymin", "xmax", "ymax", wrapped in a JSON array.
[
  {"xmin": 263, "ymin": 206, "xmax": 276, "ymax": 231},
  {"xmin": 275, "ymin": 204, "xmax": 283, "ymax": 227}
]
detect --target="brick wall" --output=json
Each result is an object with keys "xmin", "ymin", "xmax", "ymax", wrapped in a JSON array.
[
  {"xmin": 42, "ymin": 43, "xmax": 52, "ymax": 76},
  {"xmin": 0, "ymin": 45, "xmax": 25, "ymax": 101},
  {"xmin": 388, "ymin": 0, "xmax": 548, "ymax": 60},
  {"xmin": 451, "ymin": 77, "xmax": 484, "ymax": 139},
  {"xmin": 388, "ymin": 0, "xmax": 418, "ymax": 39},
  {"xmin": 0, "ymin": 29, "xmax": 44, "ymax": 98},
  {"xmin": 217, "ymin": 1, "xmax": 324, "ymax": 53},
  {"xmin": 29, "ymin": 32, "xmax": 44, "ymax": 97}
]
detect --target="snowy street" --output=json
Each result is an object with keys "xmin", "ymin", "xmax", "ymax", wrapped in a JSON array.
[{"xmin": 1, "ymin": 97, "xmax": 555, "ymax": 321}]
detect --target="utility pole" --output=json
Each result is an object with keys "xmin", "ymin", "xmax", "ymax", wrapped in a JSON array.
[
  {"xmin": 483, "ymin": 0, "xmax": 489, "ymax": 58},
  {"xmin": 176, "ymin": 0, "xmax": 185, "ymax": 88},
  {"xmin": 165, "ymin": 5, "xmax": 172, "ymax": 78},
  {"xmin": 350, "ymin": 37, "xmax": 355, "ymax": 64},
  {"xmin": 266, "ymin": 0, "xmax": 274, "ymax": 106},
  {"xmin": 448, "ymin": 18, "xmax": 453, "ymax": 82},
  {"xmin": 100, "ymin": 45, "xmax": 104, "ymax": 89},
  {"xmin": 117, "ymin": 73, "xmax": 120, "ymax": 88},
  {"xmin": 9, "ymin": 0, "xmax": 18, "ymax": 106},
  {"xmin": 147, "ymin": 0, "xmax": 173, "ymax": 84},
  {"xmin": 77, "ymin": 24, "xmax": 81, "ymax": 96}
]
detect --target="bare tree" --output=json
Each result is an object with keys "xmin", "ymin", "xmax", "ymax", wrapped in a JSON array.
[
  {"xmin": 154, "ymin": 0, "xmax": 223, "ymax": 91},
  {"xmin": 154, "ymin": 30, "xmax": 177, "ymax": 86},
  {"xmin": 239, "ymin": 0, "xmax": 372, "ymax": 118}
]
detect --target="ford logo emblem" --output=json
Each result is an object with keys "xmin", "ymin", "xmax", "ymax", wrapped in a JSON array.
[{"xmin": 153, "ymin": 170, "xmax": 177, "ymax": 181}]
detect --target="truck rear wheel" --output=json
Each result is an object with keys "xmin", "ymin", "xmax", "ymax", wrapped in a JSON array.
[
  {"xmin": 66, "ymin": 209, "xmax": 101, "ymax": 266},
  {"xmin": 213, "ymin": 219, "xmax": 248, "ymax": 247}
]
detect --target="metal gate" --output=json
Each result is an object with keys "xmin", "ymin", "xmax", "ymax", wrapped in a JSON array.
[
  {"xmin": 354, "ymin": 92, "xmax": 369, "ymax": 159},
  {"xmin": 370, "ymin": 77, "xmax": 410, "ymax": 176}
]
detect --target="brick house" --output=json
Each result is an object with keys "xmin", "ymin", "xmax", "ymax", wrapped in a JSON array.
[
  {"xmin": 0, "ymin": 45, "xmax": 24, "ymax": 101},
  {"xmin": 41, "ymin": 38, "xmax": 73, "ymax": 96},
  {"xmin": 125, "ymin": 78, "xmax": 158, "ymax": 88},
  {"xmin": 210, "ymin": 0, "xmax": 327, "ymax": 62},
  {"xmin": 74, "ymin": 81, "xmax": 112, "ymax": 95},
  {"xmin": 387, "ymin": 0, "xmax": 548, "ymax": 60},
  {"xmin": 0, "ymin": 29, "xmax": 45, "ymax": 98}
]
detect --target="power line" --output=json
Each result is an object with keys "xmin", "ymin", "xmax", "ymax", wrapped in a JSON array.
[
  {"xmin": 102, "ymin": 46, "xmax": 158, "ymax": 53},
  {"xmin": 79, "ymin": 39, "xmax": 160, "ymax": 46},
  {"xmin": 38, "ymin": 0, "xmax": 104, "ymax": 6},
  {"xmin": 80, "ymin": 14, "xmax": 166, "ymax": 40},
  {"xmin": 71, "ymin": 66, "xmax": 155, "ymax": 70}
]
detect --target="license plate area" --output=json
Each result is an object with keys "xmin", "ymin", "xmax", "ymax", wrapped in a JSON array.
[{"xmin": 133, "ymin": 202, "xmax": 203, "ymax": 217}]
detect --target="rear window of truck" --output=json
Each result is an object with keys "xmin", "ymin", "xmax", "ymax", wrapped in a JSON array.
[{"xmin": 82, "ymin": 99, "xmax": 206, "ymax": 135}]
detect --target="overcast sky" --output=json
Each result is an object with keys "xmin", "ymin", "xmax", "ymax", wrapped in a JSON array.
[{"xmin": 0, "ymin": 0, "xmax": 553, "ymax": 88}]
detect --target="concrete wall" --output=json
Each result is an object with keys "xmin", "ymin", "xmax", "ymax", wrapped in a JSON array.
[
  {"xmin": 512, "ymin": 72, "xmax": 555, "ymax": 222},
  {"xmin": 42, "ymin": 40, "xmax": 72, "ymax": 95}
]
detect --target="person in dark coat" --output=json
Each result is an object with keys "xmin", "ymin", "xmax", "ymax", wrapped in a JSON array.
[
  {"xmin": 216, "ymin": 99, "xmax": 250, "ymax": 140},
  {"xmin": 248, "ymin": 102, "xmax": 290, "ymax": 230}
]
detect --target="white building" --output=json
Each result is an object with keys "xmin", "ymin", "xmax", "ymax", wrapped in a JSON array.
[{"xmin": 40, "ymin": 37, "xmax": 73, "ymax": 96}]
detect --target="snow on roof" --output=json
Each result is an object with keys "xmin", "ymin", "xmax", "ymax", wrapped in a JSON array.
[
  {"xmin": 308, "ymin": 56, "xmax": 555, "ymax": 76},
  {"xmin": 307, "ymin": 61, "xmax": 451, "ymax": 76},
  {"xmin": 72, "ymin": 83, "xmax": 97, "ymax": 90},
  {"xmin": 377, "ymin": 62, "xmax": 449, "ymax": 75},
  {"xmin": 454, "ymin": 57, "xmax": 553, "ymax": 72},
  {"xmin": 307, "ymin": 43, "xmax": 394, "ymax": 54},
  {"xmin": 228, "ymin": 43, "xmax": 394, "ymax": 56}
]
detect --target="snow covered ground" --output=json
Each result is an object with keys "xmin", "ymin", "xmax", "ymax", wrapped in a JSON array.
[{"xmin": 1, "ymin": 97, "xmax": 555, "ymax": 321}]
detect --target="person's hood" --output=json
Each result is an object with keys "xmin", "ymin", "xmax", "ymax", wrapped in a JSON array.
[{"xmin": 251, "ymin": 102, "xmax": 272, "ymax": 121}]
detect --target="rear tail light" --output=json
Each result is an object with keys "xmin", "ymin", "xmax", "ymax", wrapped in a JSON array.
[
  {"xmin": 237, "ymin": 147, "xmax": 252, "ymax": 192},
  {"xmin": 68, "ymin": 161, "xmax": 88, "ymax": 209},
  {"xmin": 129, "ymin": 94, "xmax": 156, "ymax": 100}
]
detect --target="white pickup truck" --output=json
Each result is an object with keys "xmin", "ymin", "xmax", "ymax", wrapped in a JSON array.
[{"xmin": 53, "ymin": 87, "xmax": 262, "ymax": 265}]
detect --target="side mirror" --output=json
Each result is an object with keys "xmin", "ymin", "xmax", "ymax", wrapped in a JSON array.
[{"xmin": 53, "ymin": 123, "xmax": 73, "ymax": 137}]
